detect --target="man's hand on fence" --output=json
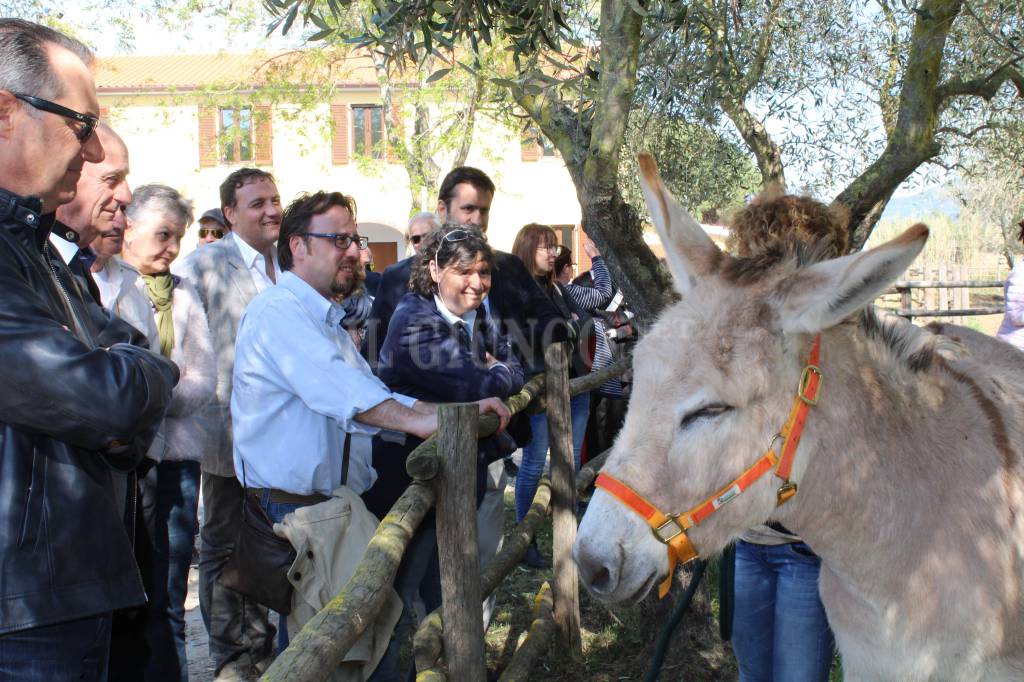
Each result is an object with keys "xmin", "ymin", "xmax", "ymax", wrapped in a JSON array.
[{"xmin": 476, "ymin": 397, "xmax": 511, "ymax": 433}]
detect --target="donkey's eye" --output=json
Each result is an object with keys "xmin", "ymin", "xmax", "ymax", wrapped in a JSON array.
[{"xmin": 679, "ymin": 403, "xmax": 733, "ymax": 430}]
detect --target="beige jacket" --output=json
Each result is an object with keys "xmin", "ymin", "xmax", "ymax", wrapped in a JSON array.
[{"xmin": 274, "ymin": 487, "xmax": 402, "ymax": 681}]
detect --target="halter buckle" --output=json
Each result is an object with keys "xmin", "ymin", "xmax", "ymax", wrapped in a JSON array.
[
  {"xmin": 651, "ymin": 515, "xmax": 686, "ymax": 545},
  {"xmin": 776, "ymin": 482, "xmax": 798, "ymax": 506},
  {"xmin": 798, "ymin": 365, "xmax": 823, "ymax": 405}
]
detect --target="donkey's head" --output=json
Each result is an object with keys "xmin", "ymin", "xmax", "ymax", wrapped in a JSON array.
[{"xmin": 573, "ymin": 154, "xmax": 928, "ymax": 603}]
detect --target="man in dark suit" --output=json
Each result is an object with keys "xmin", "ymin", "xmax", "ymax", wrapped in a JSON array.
[
  {"xmin": 364, "ymin": 167, "xmax": 567, "ymax": 368},
  {"xmin": 363, "ymin": 166, "xmax": 568, "ymax": 625}
]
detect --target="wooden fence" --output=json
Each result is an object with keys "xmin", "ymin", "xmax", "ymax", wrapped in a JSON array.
[
  {"xmin": 261, "ymin": 343, "xmax": 629, "ymax": 681},
  {"xmin": 888, "ymin": 278, "xmax": 1005, "ymax": 320}
]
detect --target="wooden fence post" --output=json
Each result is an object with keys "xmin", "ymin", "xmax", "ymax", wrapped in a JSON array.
[
  {"xmin": 545, "ymin": 342, "xmax": 582, "ymax": 656},
  {"xmin": 434, "ymin": 403, "xmax": 486, "ymax": 681}
]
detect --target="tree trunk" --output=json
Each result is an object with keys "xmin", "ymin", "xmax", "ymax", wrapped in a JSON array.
[
  {"xmin": 721, "ymin": 97, "xmax": 787, "ymax": 190},
  {"xmin": 835, "ymin": 0, "xmax": 963, "ymax": 251}
]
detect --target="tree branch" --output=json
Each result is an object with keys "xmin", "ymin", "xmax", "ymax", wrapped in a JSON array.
[{"xmin": 938, "ymin": 61, "xmax": 1024, "ymax": 102}]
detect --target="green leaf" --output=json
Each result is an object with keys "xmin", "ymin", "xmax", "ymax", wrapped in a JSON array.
[
  {"xmin": 281, "ymin": 3, "xmax": 300, "ymax": 35},
  {"xmin": 425, "ymin": 67, "xmax": 452, "ymax": 83},
  {"xmin": 432, "ymin": 1, "xmax": 453, "ymax": 15},
  {"xmin": 308, "ymin": 27, "xmax": 335, "ymax": 41}
]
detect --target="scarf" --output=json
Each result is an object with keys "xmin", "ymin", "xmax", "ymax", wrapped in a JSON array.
[{"xmin": 142, "ymin": 272, "xmax": 175, "ymax": 358}]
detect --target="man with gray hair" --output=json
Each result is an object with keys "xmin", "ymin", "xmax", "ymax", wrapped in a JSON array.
[
  {"xmin": 406, "ymin": 210, "xmax": 439, "ymax": 256},
  {"xmin": 54, "ymin": 122, "xmax": 132, "ymax": 303},
  {"xmin": 0, "ymin": 18, "xmax": 178, "ymax": 680}
]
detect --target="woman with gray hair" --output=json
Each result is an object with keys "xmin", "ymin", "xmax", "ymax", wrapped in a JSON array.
[{"xmin": 122, "ymin": 183, "xmax": 216, "ymax": 682}]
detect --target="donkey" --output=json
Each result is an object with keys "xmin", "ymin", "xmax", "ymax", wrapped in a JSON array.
[{"xmin": 574, "ymin": 155, "xmax": 1024, "ymax": 681}]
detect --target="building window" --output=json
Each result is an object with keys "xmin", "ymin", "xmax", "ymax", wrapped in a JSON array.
[
  {"xmin": 352, "ymin": 105, "xmax": 384, "ymax": 159},
  {"xmin": 220, "ymin": 107, "xmax": 253, "ymax": 163}
]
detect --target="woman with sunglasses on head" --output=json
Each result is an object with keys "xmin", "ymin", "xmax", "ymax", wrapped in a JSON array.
[
  {"xmin": 511, "ymin": 223, "xmax": 593, "ymax": 568},
  {"xmin": 363, "ymin": 225, "xmax": 524, "ymax": 681},
  {"xmin": 121, "ymin": 184, "xmax": 216, "ymax": 682}
]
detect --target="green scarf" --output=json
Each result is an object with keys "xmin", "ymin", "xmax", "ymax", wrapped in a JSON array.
[{"xmin": 142, "ymin": 272, "xmax": 175, "ymax": 358}]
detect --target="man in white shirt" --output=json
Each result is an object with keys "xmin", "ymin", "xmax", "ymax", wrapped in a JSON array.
[
  {"xmin": 173, "ymin": 167, "xmax": 282, "ymax": 680},
  {"xmin": 232, "ymin": 190, "xmax": 509, "ymax": 658},
  {"xmin": 234, "ymin": 190, "xmax": 508, "ymax": 501}
]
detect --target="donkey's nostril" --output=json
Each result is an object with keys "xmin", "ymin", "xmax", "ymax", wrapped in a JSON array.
[
  {"xmin": 589, "ymin": 565, "xmax": 612, "ymax": 593},
  {"xmin": 575, "ymin": 543, "xmax": 621, "ymax": 597}
]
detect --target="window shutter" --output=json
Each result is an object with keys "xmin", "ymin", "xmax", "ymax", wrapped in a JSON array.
[
  {"xmin": 198, "ymin": 106, "xmax": 218, "ymax": 168},
  {"xmin": 521, "ymin": 134, "xmax": 540, "ymax": 162},
  {"xmin": 253, "ymin": 104, "xmax": 273, "ymax": 166},
  {"xmin": 385, "ymin": 100, "xmax": 403, "ymax": 163},
  {"xmin": 331, "ymin": 103, "xmax": 350, "ymax": 165}
]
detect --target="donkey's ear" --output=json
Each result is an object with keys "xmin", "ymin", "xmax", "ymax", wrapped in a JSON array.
[
  {"xmin": 638, "ymin": 153, "xmax": 722, "ymax": 295},
  {"xmin": 776, "ymin": 224, "xmax": 928, "ymax": 333}
]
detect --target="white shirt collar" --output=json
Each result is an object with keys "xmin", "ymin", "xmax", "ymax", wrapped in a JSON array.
[
  {"xmin": 279, "ymin": 271, "xmax": 343, "ymax": 326},
  {"xmin": 234, "ymin": 233, "xmax": 280, "ymax": 272},
  {"xmin": 48, "ymin": 232, "xmax": 79, "ymax": 265},
  {"xmin": 433, "ymin": 293, "xmax": 477, "ymax": 335}
]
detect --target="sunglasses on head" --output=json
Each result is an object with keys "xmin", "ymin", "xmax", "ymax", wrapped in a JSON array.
[
  {"xmin": 434, "ymin": 229, "xmax": 471, "ymax": 265},
  {"xmin": 14, "ymin": 93, "xmax": 98, "ymax": 143},
  {"xmin": 198, "ymin": 227, "xmax": 224, "ymax": 240}
]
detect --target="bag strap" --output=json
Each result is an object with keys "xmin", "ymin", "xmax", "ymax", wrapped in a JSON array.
[{"xmin": 341, "ymin": 433, "xmax": 351, "ymax": 486}]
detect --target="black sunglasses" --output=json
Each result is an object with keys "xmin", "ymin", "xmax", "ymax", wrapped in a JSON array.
[
  {"xmin": 434, "ymin": 228, "xmax": 472, "ymax": 263},
  {"xmin": 198, "ymin": 227, "xmax": 224, "ymax": 239},
  {"xmin": 305, "ymin": 232, "xmax": 369, "ymax": 251},
  {"xmin": 14, "ymin": 94, "xmax": 98, "ymax": 143},
  {"xmin": 409, "ymin": 234, "xmax": 424, "ymax": 245}
]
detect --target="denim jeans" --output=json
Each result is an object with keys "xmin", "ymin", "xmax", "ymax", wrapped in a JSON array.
[
  {"xmin": 731, "ymin": 540, "xmax": 835, "ymax": 682},
  {"xmin": 0, "ymin": 614, "xmax": 111, "ymax": 681},
  {"xmin": 141, "ymin": 460, "xmax": 201, "ymax": 682},
  {"xmin": 514, "ymin": 391, "xmax": 590, "ymax": 522}
]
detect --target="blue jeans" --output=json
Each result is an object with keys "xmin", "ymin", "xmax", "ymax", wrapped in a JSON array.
[
  {"xmin": 731, "ymin": 540, "xmax": 835, "ymax": 682},
  {"xmin": 141, "ymin": 459, "xmax": 201, "ymax": 682},
  {"xmin": 515, "ymin": 391, "xmax": 590, "ymax": 522},
  {"xmin": 0, "ymin": 614, "xmax": 111, "ymax": 681}
]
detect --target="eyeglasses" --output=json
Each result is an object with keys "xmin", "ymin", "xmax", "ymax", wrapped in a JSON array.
[
  {"xmin": 434, "ymin": 229, "xmax": 471, "ymax": 264},
  {"xmin": 305, "ymin": 232, "xmax": 369, "ymax": 251},
  {"xmin": 198, "ymin": 227, "xmax": 224, "ymax": 240},
  {"xmin": 537, "ymin": 245, "xmax": 561, "ymax": 255},
  {"xmin": 409, "ymin": 234, "xmax": 425, "ymax": 245},
  {"xmin": 14, "ymin": 94, "xmax": 98, "ymax": 143}
]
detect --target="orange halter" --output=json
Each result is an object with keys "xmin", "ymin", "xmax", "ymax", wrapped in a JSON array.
[{"xmin": 595, "ymin": 336, "xmax": 822, "ymax": 598}]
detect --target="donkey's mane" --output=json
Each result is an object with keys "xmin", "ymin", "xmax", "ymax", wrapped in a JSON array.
[
  {"xmin": 855, "ymin": 307, "xmax": 962, "ymax": 373},
  {"xmin": 721, "ymin": 239, "xmax": 841, "ymax": 286}
]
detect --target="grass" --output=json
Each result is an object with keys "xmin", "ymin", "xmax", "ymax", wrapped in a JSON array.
[{"xmin": 481, "ymin": 491, "xmax": 739, "ymax": 681}]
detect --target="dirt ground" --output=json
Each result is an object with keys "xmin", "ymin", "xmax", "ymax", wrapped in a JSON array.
[{"xmin": 185, "ymin": 567, "xmax": 215, "ymax": 682}]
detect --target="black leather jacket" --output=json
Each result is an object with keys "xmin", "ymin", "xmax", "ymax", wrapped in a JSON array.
[{"xmin": 0, "ymin": 188, "xmax": 179, "ymax": 634}]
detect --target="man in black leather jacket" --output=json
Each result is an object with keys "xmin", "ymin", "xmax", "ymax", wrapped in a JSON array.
[{"xmin": 0, "ymin": 20, "xmax": 178, "ymax": 680}]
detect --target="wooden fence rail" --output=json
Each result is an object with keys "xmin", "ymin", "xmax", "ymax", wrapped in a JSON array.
[
  {"xmin": 887, "ymin": 279, "xmax": 1006, "ymax": 320},
  {"xmin": 261, "ymin": 346, "xmax": 630, "ymax": 682}
]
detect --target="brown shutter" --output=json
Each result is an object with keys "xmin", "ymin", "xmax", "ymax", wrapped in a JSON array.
[
  {"xmin": 521, "ymin": 133, "xmax": 540, "ymax": 162},
  {"xmin": 331, "ymin": 103, "xmax": 350, "ymax": 165},
  {"xmin": 253, "ymin": 104, "xmax": 273, "ymax": 166},
  {"xmin": 198, "ymin": 106, "xmax": 219, "ymax": 168},
  {"xmin": 385, "ymin": 100, "xmax": 403, "ymax": 163}
]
